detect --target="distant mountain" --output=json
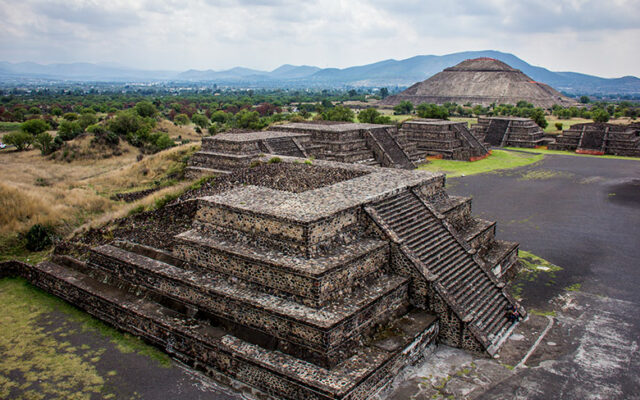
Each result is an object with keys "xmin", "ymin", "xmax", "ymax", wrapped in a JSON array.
[{"xmin": 1, "ymin": 51, "xmax": 639, "ymax": 95}]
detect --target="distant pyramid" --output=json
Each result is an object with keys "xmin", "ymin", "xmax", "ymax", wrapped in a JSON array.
[{"xmin": 381, "ymin": 58, "xmax": 577, "ymax": 108}]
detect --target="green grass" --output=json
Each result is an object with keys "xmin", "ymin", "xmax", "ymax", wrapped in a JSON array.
[
  {"xmin": 565, "ymin": 283, "xmax": 582, "ymax": 292},
  {"xmin": 417, "ymin": 149, "xmax": 544, "ymax": 177},
  {"xmin": 503, "ymin": 147, "xmax": 640, "ymax": 161},
  {"xmin": 0, "ymin": 277, "xmax": 171, "ymax": 399},
  {"xmin": 0, "ymin": 122, "xmax": 22, "ymax": 132},
  {"xmin": 543, "ymin": 117, "xmax": 591, "ymax": 134}
]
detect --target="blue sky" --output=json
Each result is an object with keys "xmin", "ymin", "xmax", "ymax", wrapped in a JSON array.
[{"xmin": 0, "ymin": 0, "xmax": 638, "ymax": 77}]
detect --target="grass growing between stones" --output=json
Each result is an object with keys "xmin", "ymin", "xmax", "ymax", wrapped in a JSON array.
[
  {"xmin": 417, "ymin": 150, "xmax": 544, "ymax": 178},
  {"xmin": 510, "ymin": 250, "xmax": 563, "ymax": 301},
  {"xmin": 0, "ymin": 277, "xmax": 171, "ymax": 399},
  {"xmin": 503, "ymin": 147, "xmax": 640, "ymax": 161}
]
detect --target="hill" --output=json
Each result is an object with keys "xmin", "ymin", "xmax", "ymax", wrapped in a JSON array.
[{"xmin": 1, "ymin": 51, "xmax": 638, "ymax": 95}]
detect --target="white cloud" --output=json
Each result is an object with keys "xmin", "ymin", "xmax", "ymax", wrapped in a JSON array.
[{"xmin": 0, "ymin": 0, "xmax": 637, "ymax": 77}]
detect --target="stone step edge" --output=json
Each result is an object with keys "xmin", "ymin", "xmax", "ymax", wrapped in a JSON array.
[
  {"xmin": 89, "ymin": 244, "xmax": 409, "ymax": 331},
  {"xmin": 175, "ymin": 229, "xmax": 388, "ymax": 278},
  {"xmin": 0, "ymin": 260, "xmax": 438, "ymax": 400}
]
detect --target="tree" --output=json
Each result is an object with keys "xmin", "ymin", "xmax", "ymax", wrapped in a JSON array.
[
  {"xmin": 174, "ymin": 113, "xmax": 190, "ymax": 125},
  {"xmin": 579, "ymin": 96, "xmax": 590, "ymax": 104},
  {"xmin": 555, "ymin": 122, "xmax": 563, "ymax": 131},
  {"xmin": 191, "ymin": 113, "xmax": 209, "ymax": 129},
  {"xmin": 51, "ymin": 107, "xmax": 63, "ymax": 116},
  {"xmin": 358, "ymin": 108, "xmax": 391, "ymax": 124},
  {"xmin": 63, "ymin": 112, "xmax": 78, "ymax": 121},
  {"xmin": 530, "ymin": 108, "xmax": 548, "ymax": 129},
  {"xmin": 393, "ymin": 101, "xmax": 413, "ymax": 115},
  {"xmin": 57, "ymin": 120, "xmax": 83, "ymax": 140},
  {"xmin": 135, "ymin": 101, "xmax": 157, "ymax": 118},
  {"xmin": 3, "ymin": 131, "xmax": 34, "ymax": 150},
  {"xmin": 21, "ymin": 119, "xmax": 50, "ymax": 136},
  {"xmin": 380, "ymin": 87, "xmax": 389, "ymax": 99},
  {"xmin": 108, "ymin": 111, "xmax": 144, "ymax": 136},
  {"xmin": 210, "ymin": 110, "xmax": 230, "ymax": 123},
  {"xmin": 78, "ymin": 113, "xmax": 97, "ymax": 130},
  {"xmin": 416, "ymin": 103, "xmax": 449, "ymax": 120},
  {"xmin": 321, "ymin": 105, "xmax": 355, "ymax": 122},
  {"xmin": 592, "ymin": 109, "xmax": 610, "ymax": 123},
  {"xmin": 34, "ymin": 132, "xmax": 55, "ymax": 155}
]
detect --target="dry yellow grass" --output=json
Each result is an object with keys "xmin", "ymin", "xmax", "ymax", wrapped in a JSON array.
[{"xmin": 0, "ymin": 136, "xmax": 199, "ymax": 237}]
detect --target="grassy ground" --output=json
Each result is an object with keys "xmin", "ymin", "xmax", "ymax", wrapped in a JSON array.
[
  {"xmin": 0, "ymin": 277, "xmax": 170, "ymax": 400},
  {"xmin": 417, "ymin": 149, "xmax": 544, "ymax": 178},
  {"xmin": 503, "ymin": 147, "xmax": 640, "ymax": 161},
  {"xmin": 0, "ymin": 138, "xmax": 200, "ymax": 262}
]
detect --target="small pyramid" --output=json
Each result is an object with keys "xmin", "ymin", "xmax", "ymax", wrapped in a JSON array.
[{"xmin": 382, "ymin": 57, "xmax": 576, "ymax": 108}]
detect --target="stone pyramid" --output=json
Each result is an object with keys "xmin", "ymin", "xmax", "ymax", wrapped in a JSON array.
[{"xmin": 382, "ymin": 58, "xmax": 576, "ymax": 108}]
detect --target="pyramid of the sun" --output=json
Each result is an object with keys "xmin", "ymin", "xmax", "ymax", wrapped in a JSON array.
[{"xmin": 381, "ymin": 58, "xmax": 577, "ymax": 108}]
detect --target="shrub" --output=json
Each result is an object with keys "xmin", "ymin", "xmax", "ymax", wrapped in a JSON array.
[
  {"xmin": 207, "ymin": 123, "xmax": 219, "ymax": 135},
  {"xmin": 416, "ymin": 103, "xmax": 449, "ymax": 120},
  {"xmin": 393, "ymin": 101, "xmax": 413, "ymax": 115},
  {"xmin": 25, "ymin": 224, "xmax": 54, "ymax": 251},
  {"xmin": 3, "ymin": 131, "xmax": 34, "ymax": 150},
  {"xmin": 358, "ymin": 108, "xmax": 392, "ymax": 124},
  {"xmin": 174, "ymin": 113, "xmax": 190, "ymax": 125},
  {"xmin": 321, "ymin": 105, "xmax": 354, "ymax": 122},
  {"xmin": 153, "ymin": 132, "xmax": 174, "ymax": 151},
  {"xmin": 530, "ymin": 109, "xmax": 548, "ymax": 129},
  {"xmin": 34, "ymin": 132, "xmax": 55, "ymax": 155},
  {"xmin": 592, "ymin": 109, "xmax": 610, "ymax": 123},
  {"xmin": 62, "ymin": 112, "xmax": 79, "ymax": 121},
  {"xmin": 78, "ymin": 112, "xmax": 98, "ymax": 130},
  {"xmin": 57, "ymin": 120, "xmax": 83, "ymax": 140},
  {"xmin": 555, "ymin": 122, "xmax": 563, "ymax": 131},
  {"xmin": 268, "ymin": 156, "xmax": 282, "ymax": 164},
  {"xmin": 191, "ymin": 113, "xmax": 209, "ymax": 129},
  {"xmin": 21, "ymin": 119, "xmax": 50, "ymax": 135},
  {"xmin": 135, "ymin": 101, "xmax": 157, "ymax": 118}
]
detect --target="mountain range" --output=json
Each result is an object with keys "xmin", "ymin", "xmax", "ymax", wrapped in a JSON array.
[{"xmin": 1, "ymin": 50, "xmax": 638, "ymax": 95}]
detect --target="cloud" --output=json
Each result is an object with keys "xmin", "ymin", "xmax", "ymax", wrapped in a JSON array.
[{"xmin": 0, "ymin": 0, "xmax": 637, "ymax": 77}]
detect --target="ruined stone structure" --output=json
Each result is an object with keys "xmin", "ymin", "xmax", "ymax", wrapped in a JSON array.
[
  {"xmin": 186, "ymin": 131, "xmax": 312, "ymax": 177},
  {"xmin": 2, "ymin": 157, "xmax": 523, "ymax": 400},
  {"xmin": 399, "ymin": 119, "xmax": 490, "ymax": 160},
  {"xmin": 548, "ymin": 122, "xmax": 640, "ymax": 156},
  {"xmin": 187, "ymin": 122, "xmax": 423, "ymax": 177},
  {"xmin": 381, "ymin": 58, "xmax": 577, "ymax": 109},
  {"xmin": 472, "ymin": 117, "xmax": 546, "ymax": 148},
  {"xmin": 270, "ymin": 122, "xmax": 422, "ymax": 169}
]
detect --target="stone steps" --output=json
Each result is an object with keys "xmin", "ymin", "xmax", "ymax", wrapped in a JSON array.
[
  {"xmin": 173, "ymin": 229, "xmax": 390, "ymax": 307},
  {"xmin": 88, "ymin": 244, "xmax": 410, "ymax": 367},
  {"xmin": 3, "ymin": 259, "xmax": 437, "ymax": 400},
  {"xmin": 185, "ymin": 166, "xmax": 230, "ymax": 179},
  {"xmin": 369, "ymin": 190, "xmax": 520, "ymax": 355}
]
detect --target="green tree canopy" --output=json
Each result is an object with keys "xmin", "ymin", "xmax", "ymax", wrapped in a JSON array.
[
  {"xmin": 357, "ymin": 108, "xmax": 391, "ymax": 124},
  {"xmin": 321, "ymin": 105, "xmax": 355, "ymax": 122},
  {"xmin": 393, "ymin": 101, "xmax": 413, "ymax": 115},
  {"xmin": 416, "ymin": 103, "xmax": 449, "ymax": 120},
  {"xmin": 21, "ymin": 119, "xmax": 50, "ymax": 135},
  {"xmin": 135, "ymin": 101, "xmax": 157, "ymax": 118}
]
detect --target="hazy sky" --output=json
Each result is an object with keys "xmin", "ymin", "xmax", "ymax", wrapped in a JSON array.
[{"xmin": 1, "ymin": 0, "xmax": 638, "ymax": 77}]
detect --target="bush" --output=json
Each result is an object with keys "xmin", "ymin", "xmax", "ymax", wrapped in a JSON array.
[
  {"xmin": 321, "ymin": 105, "xmax": 355, "ymax": 122},
  {"xmin": 555, "ymin": 122, "xmax": 563, "ymax": 131},
  {"xmin": 153, "ymin": 132, "xmax": 174, "ymax": 151},
  {"xmin": 393, "ymin": 101, "xmax": 413, "ymax": 115},
  {"xmin": 3, "ymin": 131, "xmax": 34, "ymax": 150},
  {"xmin": 530, "ymin": 109, "xmax": 548, "ymax": 129},
  {"xmin": 25, "ymin": 224, "xmax": 54, "ymax": 251},
  {"xmin": 416, "ymin": 103, "xmax": 449, "ymax": 120},
  {"xmin": 191, "ymin": 113, "xmax": 209, "ymax": 129},
  {"xmin": 268, "ymin": 156, "xmax": 282, "ymax": 164},
  {"xmin": 63, "ymin": 112, "xmax": 79, "ymax": 121},
  {"xmin": 88, "ymin": 124, "xmax": 119, "ymax": 146},
  {"xmin": 21, "ymin": 119, "xmax": 50, "ymax": 135},
  {"xmin": 78, "ymin": 112, "xmax": 97, "ymax": 130},
  {"xmin": 34, "ymin": 132, "xmax": 55, "ymax": 155},
  {"xmin": 592, "ymin": 109, "xmax": 610, "ymax": 123},
  {"xmin": 135, "ymin": 101, "xmax": 157, "ymax": 118},
  {"xmin": 174, "ymin": 113, "xmax": 190, "ymax": 125},
  {"xmin": 358, "ymin": 108, "xmax": 392, "ymax": 124},
  {"xmin": 57, "ymin": 120, "xmax": 83, "ymax": 140}
]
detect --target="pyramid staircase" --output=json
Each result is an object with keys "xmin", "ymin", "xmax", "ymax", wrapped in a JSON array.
[
  {"xmin": 365, "ymin": 128, "xmax": 415, "ymax": 169},
  {"xmin": 365, "ymin": 190, "xmax": 523, "ymax": 355}
]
